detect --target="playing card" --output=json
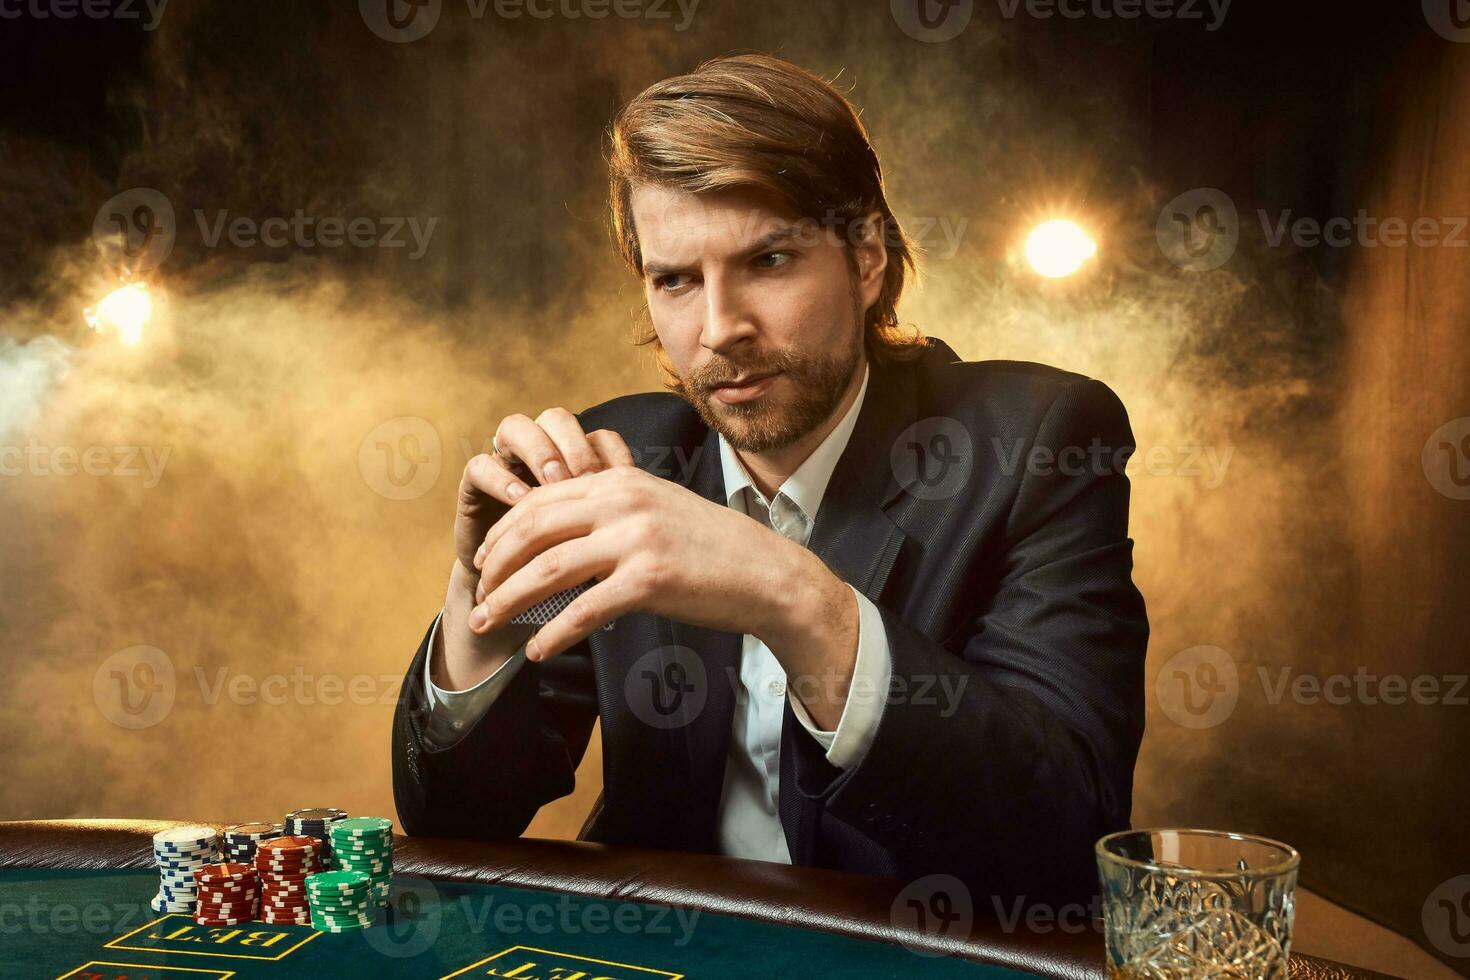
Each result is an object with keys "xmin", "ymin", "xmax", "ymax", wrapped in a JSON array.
[{"xmin": 509, "ymin": 580, "xmax": 598, "ymax": 625}]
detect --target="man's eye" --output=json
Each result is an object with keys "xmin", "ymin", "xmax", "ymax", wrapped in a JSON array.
[
  {"xmin": 654, "ymin": 274, "xmax": 689, "ymax": 292},
  {"xmin": 756, "ymin": 251, "xmax": 793, "ymax": 269}
]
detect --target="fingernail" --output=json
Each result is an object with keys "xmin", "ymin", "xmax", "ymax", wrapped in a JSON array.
[
  {"xmin": 508, "ymin": 481, "xmax": 528, "ymax": 500},
  {"xmin": 474, "ymin": 543, "xmax": 486, "ymax": 568},
  {"xmin": 527, "ymin": 636, "xmax": 540, "ymax": 661},
  {"xmin": 469, "ymin": 606, "xmax": 487, "ymax": 630},
  {"xmin": 543, "ymin": 461, "xmax": 568, "ymax": 482},
  {"xmin": 475, "ymin": 581, "xmax": 485, "ymax": 604}
]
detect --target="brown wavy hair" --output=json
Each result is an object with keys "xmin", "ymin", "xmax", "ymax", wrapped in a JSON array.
[{"xmin": 605, "ymin": 53, "xmax": 927, "ymax": 377}]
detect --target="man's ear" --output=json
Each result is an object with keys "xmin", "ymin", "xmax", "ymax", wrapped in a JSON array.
[{"xmin": 854, "ymin": 210, "xmax": 890, "ymax": 306}]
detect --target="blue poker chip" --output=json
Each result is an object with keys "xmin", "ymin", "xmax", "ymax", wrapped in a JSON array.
[{"xmin": 151, "ymin": 897, "xmax": 195, "ymax": 913}]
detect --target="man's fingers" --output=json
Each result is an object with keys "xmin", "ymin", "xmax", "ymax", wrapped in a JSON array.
[
  {"xmin": 586, "ymin": 428, "xmax": 636, "ymax": 469},
  {"xmin": 469, "ymin": 536, "xmax": 618, "ymax": 636},
  {"xmin": 494, "ymin": 413, "xmax": 571, "ymax": 485},
  {"xmin": 536, "ymin": 407, "xmax": 603, "ymax": 479},
  {"xmin": 474, "ymin": 497, "xmax": 601, "ymax": 600},
  {"xmin": 461, "ymin": 452, "xmax": 532, "ymax": 509},
  {"xmin": 526, "ymin": 576, "xmax": 635, "ymax": 661}
]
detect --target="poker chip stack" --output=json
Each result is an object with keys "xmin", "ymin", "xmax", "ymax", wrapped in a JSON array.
[
  {"xmin": 254, "ymin": 835, "xmax": 323, "ymax": 926},
  {"xmin": 151, "ymin": 826, "xmax": 221, "ymax": 915},
  {"xmin": 328, "ymin": 817, "xmax": 394, "ymax": 909},
  {"xmin": 284, "ymin": 808, "xmax": 347, "ymax": 870},
  {"xmin": 192, "ymin": 862, "xmax": 259, "ymax": 926},
  {"xmin": 305, "ymin": 870, "xmax": 374, "ymax": 933},
  {"xmin": 222, "ymin": 822, "xmax": 283, "ymax": 866}
]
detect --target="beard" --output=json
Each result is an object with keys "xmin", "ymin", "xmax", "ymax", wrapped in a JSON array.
[{"xmin": 668, "ymin": 278, "xmax": 865, "ymax": 454}]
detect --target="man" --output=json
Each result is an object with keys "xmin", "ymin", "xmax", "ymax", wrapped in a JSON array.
[{"xmin": 392, "ymin": 53, "xmax": 1147, "ymax": 907}]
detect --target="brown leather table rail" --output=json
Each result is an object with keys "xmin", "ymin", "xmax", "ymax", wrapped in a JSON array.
[{"xmin": 0, "ymin": 819, "xmax": 1393, "ymax": 980}]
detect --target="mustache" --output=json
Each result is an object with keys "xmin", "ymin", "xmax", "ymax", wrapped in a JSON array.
[{"xmin": 693, "ymin": 351, "xmax": 800, "ymax": 390}]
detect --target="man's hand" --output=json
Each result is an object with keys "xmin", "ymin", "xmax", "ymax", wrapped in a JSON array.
[
  {"xmin": 454, "ymin": 408, "xmax": 634, "ymax": 576},
  {"xmin": 435, "ymin": 407, "xmax": 634, "ymax": 692},
  {"xmin": 468, "ymin": 466, "xmax": 850, "ymax": 673}
]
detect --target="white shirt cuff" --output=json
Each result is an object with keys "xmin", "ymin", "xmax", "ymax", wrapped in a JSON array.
[
  {"xmin": 420, "ymin": 609, "xmax": 531, "ymax": 749},
  {"xmin": 786, "ymin": 584, "xmax": 891, "ymax": 770}
]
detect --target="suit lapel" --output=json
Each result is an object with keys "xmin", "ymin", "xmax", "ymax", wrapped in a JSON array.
[
  {"xmin": 667, "ymin": 351, "xmax": 922, "ymax": 861},
  {"xmin": 664, "ymin": 425, "xmax": 744, "ymax": 852}
]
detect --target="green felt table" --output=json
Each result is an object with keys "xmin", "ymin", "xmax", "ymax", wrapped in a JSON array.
[
  {"xmin": 2, "ymin": 867, "xmax": 1043, "ymax": 980},
  {"xmin": 0, "ymin": 821, "xmax": 1387, "ymax": 980}
]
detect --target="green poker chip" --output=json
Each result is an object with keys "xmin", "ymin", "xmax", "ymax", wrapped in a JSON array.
[
  {"xmin": 305, "ymin": 871, "xmax": 369, "ymax": 892},
  {"xmin": 329, "ymin": 817, "xmax": 392, "ymax": 837}
]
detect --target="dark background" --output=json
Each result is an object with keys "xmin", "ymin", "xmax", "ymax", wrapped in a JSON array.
[{"xmin": 1, "ymin": 1, "xmax": 1465, "ymax": 976}]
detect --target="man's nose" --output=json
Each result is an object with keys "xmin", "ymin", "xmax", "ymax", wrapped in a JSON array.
[{"xmin": 698, "ymin": 274, "xmax": 758, "ymax": 354}]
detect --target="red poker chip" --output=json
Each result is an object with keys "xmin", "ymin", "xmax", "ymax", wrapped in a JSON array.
[
  {"xmin": 196, "ymin": 894, "xmax": 258, "ymax": 904},
  {"xmin": 257, "ymin": 863, "xmax": 319, "ymax": 873},
  {"xmin": 197, "ymin": 883, "xmax": 257, "ymax": 895},
  {"xmin": 194, "ymin": 862, "xmax": 257, "ymax": 882},
  {"xmin": 195, "ymin": 899, "xmax": 258, "ymax": 910},
  {"xmin": 197, "ymin": 895, "xmax": 256, "ymax": 907},
  {"xmin": 198, "ymin": 891, "xmax": 256, "ymax": 902},
  {"xmin": 256, "ymin": 836, "xmax": 320, "ymax": 854}
]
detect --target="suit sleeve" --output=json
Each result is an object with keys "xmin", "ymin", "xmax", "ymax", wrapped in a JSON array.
[
  {"xmin": 784, "ymin": 378, "xmax": 1149, "ymax": 907},
  {"xmin": 392, "ymin": 612, "xmax": 599, "ymax": 839},
  {"xmin": 392, "ymin": 405, "xmax": 609, "ymax": 840}
]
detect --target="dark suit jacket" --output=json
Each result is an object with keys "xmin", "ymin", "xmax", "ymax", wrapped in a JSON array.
[{"xmin": 392, "ymin": 335, "xmax": 1148, "ymax": 907}]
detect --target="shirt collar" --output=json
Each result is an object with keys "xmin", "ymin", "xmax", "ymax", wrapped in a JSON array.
[{"xmin": 717, "ymin": 360, "xmax": 870, "ymax": 520}]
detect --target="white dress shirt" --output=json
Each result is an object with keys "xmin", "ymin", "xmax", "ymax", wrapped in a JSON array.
[{"xmin": 419, "ymin": 362, "xmax": 893, "ymax": 864}]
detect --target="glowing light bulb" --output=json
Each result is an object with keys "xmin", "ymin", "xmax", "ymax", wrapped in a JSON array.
[{"xmin": 1024, "ymin": 220, "xmax": 1097, "ymax": 278}]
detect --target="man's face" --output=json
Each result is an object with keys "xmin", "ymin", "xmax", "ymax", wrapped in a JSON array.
[{"xmin": 630, "ymin": 184, "xmax": 879, "ymax": 453}]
